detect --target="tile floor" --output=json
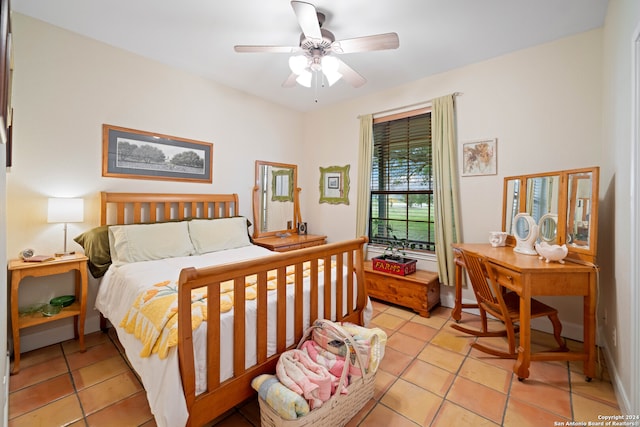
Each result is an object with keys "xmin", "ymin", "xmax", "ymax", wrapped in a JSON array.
[{"xmin": 8, "ymin": 300, "xmax": 621, "ymax": 427}]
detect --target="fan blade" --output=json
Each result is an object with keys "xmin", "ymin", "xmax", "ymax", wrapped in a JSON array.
[
  {"xmin": 291, "ymin": 1, "xmax": 322, "ymax": 42},
  {"xmin": 282, "ymin": 73, "xmax": 298, "ymax": 88},
  {"xmin": 234, "ymin": 45, "xmax": 300, "ymax": 54},
  {"xmin": 332, "ymin": 32, "xmax": 399, "ymax": 54},
  {"xmin": 336, "ymin": 59, "xmax": 366, "ymax": 88}
]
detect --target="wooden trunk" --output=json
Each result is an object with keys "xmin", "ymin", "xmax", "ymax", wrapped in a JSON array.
[{"xmin": 364, "ymin": 260, "xmax": 440, "ymax": 317}]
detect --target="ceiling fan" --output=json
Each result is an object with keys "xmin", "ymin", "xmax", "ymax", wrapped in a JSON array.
[{"xmin": 234, "ymin": 1, "xmax": 399, "ymax": 89}]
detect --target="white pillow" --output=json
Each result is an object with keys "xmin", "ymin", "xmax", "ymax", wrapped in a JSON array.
[
  {"xmin": 188, "ymin": 217, "xmax": 251, "ymax": 254},
  {"xmin": 108, "ymin": 221, "xmax": 195, "ymax": 265}
]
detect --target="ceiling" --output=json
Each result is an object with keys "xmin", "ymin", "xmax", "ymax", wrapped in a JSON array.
[{"xmin": 12, "ymin": 0, "xmax": 609, "ymax": 112}]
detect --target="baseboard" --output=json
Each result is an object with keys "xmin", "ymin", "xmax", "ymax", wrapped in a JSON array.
[
  {"xmin": 602, "ymin": 342, "xmax": 630, "ymax": 414},
  {"xmin": 3, "ymin": 351, "xmax": 9, "ymax": 427}
]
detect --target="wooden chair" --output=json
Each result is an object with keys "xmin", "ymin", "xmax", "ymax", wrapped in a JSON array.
[{"xmin": 451, "ymin": 249, "xmax": 568, "ymax": 359}]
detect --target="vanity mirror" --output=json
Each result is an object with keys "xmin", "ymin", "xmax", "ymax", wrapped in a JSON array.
[
  {"xmin": 253, "ymin": 160, "xmax": 301, "ymax": 239},
  {"xmin": 502, "ymin": 166, "xmax": 599, "ymax": 263},
  {"xmin": 538, "ymin": 213, "xmax": 559, "ymax": 244},
  {"xmin": 513, "ymin": 213, "xmax": 538, "ymax": 255}
]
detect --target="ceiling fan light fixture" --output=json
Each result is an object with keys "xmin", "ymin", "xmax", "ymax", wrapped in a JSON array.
[
  {"xmin": 321, "ymin": 56, "xmax": 342, "ymax": 86},
  {"xmin": 296, "ymin": 70, "xmax": 312, "ymax": 87},
  {"xmin": 288, "ymin": 55, "xmax": 308, "ymax": 75}
]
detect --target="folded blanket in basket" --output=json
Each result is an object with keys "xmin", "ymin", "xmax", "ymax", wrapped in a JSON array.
[
  {"xmin": 276, "ymin": 349, "xmax": 336, "ymax": 409},
  {"xmin": 251, "ymin": 374, "xmax": 310, "ymax": 420},
  {"xmin": 311, "ymin": 323, "xmax": 368, "ymax": 376},
  {"xmin": 341, "ymin": 322, "xmax": 387, "ymax": 373},
  {"xmin": 299, "ymin": 340, "xmax": 348, "ymax": 393}
]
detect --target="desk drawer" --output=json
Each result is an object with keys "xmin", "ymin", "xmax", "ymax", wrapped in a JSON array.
[{"xmin": 489, "ymin": 263, "xmax": 521, "ymax": 291}]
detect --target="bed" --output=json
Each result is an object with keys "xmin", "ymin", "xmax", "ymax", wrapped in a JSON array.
[{"xmin": 89, "ymin": 192, "xmax": 369, "ymax": 427}]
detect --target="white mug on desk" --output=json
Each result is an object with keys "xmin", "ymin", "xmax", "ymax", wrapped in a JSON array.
[{"xmin": 489, "ymin": 231, "xmax": 508, "ymax": 247}]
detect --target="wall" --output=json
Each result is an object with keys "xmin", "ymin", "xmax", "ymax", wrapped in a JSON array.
[
  {"xmin": 7, "ymin": 14, "xmax": 303, "ymax": 352},
  {"xmin": 600, "ymin": 0, "xmax": 640, "ymax": 414},
  {"xmin": 300, "ymin": 29, "xmax": 603, "ymax": 340},
  {"xmin": 1, "ymin": 86, "xmax": 8, "ymax": 427}
]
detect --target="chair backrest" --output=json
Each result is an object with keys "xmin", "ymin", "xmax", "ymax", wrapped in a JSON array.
[{"xmin": 460, "ymin": 250, "xmax": 503, "ymax": 318}]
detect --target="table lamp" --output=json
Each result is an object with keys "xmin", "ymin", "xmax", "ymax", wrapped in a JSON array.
[{"xmin": 47, "ymin": 197, "xmax": 84, "ymax": 257}]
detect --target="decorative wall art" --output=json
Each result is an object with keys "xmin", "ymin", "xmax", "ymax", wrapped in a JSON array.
[
  {"xmin": 319, "ymin": 164, "xmax": 350, "ymax": 205},
  {"xmin": 102, "ymin": 124, "xmax": 213, "ymax": 183},
  {"xmin": 461, "ymin": 138, "xmax": 497, "ymax": 176}
]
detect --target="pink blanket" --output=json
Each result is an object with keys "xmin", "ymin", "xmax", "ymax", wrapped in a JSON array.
[
  {"xmin": 299, "ymin": 340, "xmax": 347, "ymax": 393},
  {"xmin": 276, "ymin": 349, "xmax": 336, "ymax": 409}
]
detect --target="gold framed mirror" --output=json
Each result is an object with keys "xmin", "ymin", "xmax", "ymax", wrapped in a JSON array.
[
  {"xmin": 253, "ymin": 160, "xmax": 301, "ymax": 239},
  {"xmin": 502, "ymin": 166, "xmax": 599, "ymax": 263}
]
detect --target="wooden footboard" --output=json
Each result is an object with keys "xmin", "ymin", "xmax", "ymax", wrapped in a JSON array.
[{"xmin": 177, "ymin": 237, "xmax": 368, "ymax": 427}]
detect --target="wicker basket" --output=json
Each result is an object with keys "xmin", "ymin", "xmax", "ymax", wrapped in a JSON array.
[{"xmin": 258, "ymin": 320, "xmax": 376, "ymax": 427}]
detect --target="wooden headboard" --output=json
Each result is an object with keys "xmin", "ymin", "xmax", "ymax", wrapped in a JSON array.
[{"xmin": 100, "ymin": 192, "xmax": 240, "ymax": 226}]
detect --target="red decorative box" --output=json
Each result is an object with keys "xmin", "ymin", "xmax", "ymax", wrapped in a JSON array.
[{"xmin": 371, "ymin": 256, "xmax": 417, "ymax": 276}]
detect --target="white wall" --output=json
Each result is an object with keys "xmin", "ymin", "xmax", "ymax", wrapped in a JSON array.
[
  {"xmin": 7, "ymin": 14, "xmax": 303, "ymax": 352},
  {"xmin": 601, "ymin": 0, "xmax": 640, "ymax": 415},
  {"xmin": 301, "ymin": 29, "xmax": 603, "ymax": 338},
  {"xmin": 1, "ymin": 86, "xmax": 8, "ymax": 427}
]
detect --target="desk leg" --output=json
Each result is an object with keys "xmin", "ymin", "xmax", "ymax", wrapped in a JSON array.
[
  {"xmin": 514, "ymin": 287, "xmax": 532, "ymax": 380},
  {"xmin": 452, "ymin": 261, "xmax": 463, "ymax": 321},
  {"xmin": 584, "ymin": 271, "xmax": 597, "ymax": 380},
  {"xmin": 452, "ymin": 251, "xmax": 478, "ymax": 322}
]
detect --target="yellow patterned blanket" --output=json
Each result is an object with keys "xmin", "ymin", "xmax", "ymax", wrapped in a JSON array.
[{"xmin": 120, "ymin": 260, "xmax": 333, "ymax": 359}]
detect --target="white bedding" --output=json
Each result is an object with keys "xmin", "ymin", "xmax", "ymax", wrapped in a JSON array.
[{"xmin": 95, "ymin": 244, "xmax": 369, "ymax": 427}]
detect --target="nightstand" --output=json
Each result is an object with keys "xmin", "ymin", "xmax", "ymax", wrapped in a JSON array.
[
  {"xmin": 253, "ymin": 234, "xmax": 327, "ymax": 252},
  {"xmin": 8, "ymin": 253, "xmax": 88, "ymax": 374}
]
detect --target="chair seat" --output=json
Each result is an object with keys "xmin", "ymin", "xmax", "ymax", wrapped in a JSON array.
[{"xmin": 495, "ymin": 292, "xmax": 560, "ymax": 322}]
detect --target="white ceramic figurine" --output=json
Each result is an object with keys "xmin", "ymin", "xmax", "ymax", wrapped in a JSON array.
[{"xmin": 535, "ymin": 241, "xmax": 568, "ymax": 264}]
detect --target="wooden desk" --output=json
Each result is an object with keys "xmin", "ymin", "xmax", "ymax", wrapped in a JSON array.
[{"xmin": 452, "ymin": 243, "xmax": 597, "ymax": 381}]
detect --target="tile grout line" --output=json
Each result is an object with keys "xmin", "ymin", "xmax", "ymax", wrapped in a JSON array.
[{"xmin": 61, "ymin": 342, "xmax": 89, "ymax": 426}]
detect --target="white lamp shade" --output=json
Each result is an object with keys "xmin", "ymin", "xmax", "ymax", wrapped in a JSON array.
[{"xmin": 47, "ymin": 198, "xmax": 84, "ymax": 223}]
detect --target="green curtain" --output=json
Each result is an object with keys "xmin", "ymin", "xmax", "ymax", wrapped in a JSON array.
[
  {"xmin": 433, "ymin": 95, "xmax": 461, "ymax": 286},
  {"xmin": 356, "ymin": 115, "xmax": 373, "ymax": 246}
]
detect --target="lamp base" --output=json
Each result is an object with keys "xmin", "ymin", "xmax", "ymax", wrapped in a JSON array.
[{"xmin": 55, "ymin": 250, "xmax": 76, "ymax": 258}]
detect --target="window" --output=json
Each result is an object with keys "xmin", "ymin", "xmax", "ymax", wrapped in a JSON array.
[{"xmin": 369, "ymin": 109, "xmax": 434, "ymax": 251}]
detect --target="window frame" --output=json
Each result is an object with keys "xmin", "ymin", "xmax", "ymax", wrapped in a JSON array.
[{"xmin": 368, "ymin": 107, "xmax": 434, "ymax": 253}]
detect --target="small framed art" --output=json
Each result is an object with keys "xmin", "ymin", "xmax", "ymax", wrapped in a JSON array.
[{"xmin": 461, "ymin": 138, "xmax": 497, "ymax": 176}]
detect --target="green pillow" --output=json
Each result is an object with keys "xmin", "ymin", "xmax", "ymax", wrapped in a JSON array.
[{"xmin": 74, "ymin": 225, "xmax": 111, "ymax": 278}]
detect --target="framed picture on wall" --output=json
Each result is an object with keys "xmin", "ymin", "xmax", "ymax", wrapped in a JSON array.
[
  {"xmin": 319, "ymin": 165, "xmax": 350, "ymax": 205},
  {"xmin": 102, "ymin": 124, "xmax": 214, "ymax": 183},
  {"xmin": 461, "ymin": 138, "xmax": 497, "ymax": 176}
]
